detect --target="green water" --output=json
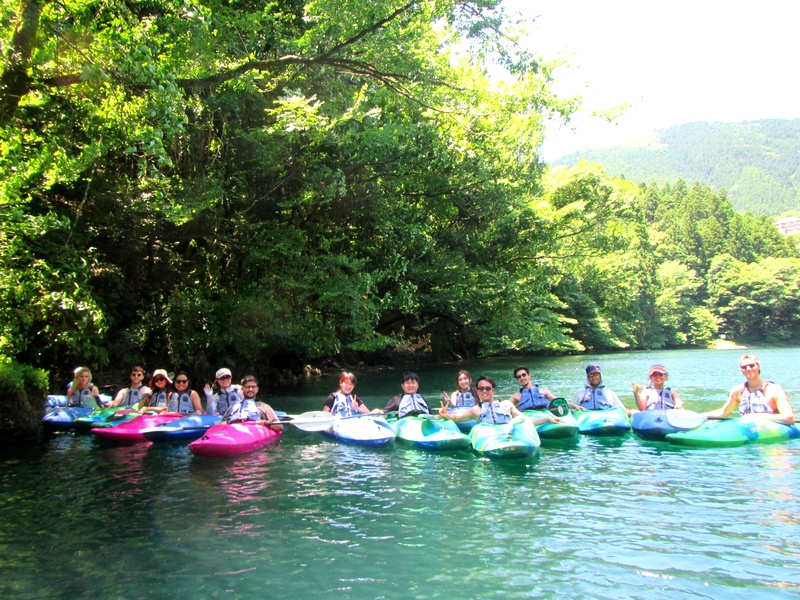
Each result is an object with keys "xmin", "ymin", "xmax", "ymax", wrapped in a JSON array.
[{"xmin": 2, "ymin": 348, "xmax": 799, "ymax": 598}]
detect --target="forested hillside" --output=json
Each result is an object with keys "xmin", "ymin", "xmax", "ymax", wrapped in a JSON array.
[
  {"xmin": 553, "ymin": 120, "xmax": 800, "ymax": 216},
  {"xmin": 2, "ymin": 0, "xmax": 799, "ymax": 391}
]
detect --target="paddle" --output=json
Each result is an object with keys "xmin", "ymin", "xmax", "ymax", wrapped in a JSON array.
[
  {"xmin": 548, "ymin": 398, "xmax": 569, "ymax": 417},
  {"xmin": 666, "ymin": 410, "xmax": 734, "ymax": 431}
]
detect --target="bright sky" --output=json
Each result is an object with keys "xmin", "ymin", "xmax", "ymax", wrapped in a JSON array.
[{"xmin": 501, "ymin": 1, "xmax": 800, "ymax": 160}]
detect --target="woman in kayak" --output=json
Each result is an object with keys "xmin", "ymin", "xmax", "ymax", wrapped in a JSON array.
[
  {"xmin": 631, "ymin": 365, "xmax": 685, "ymax": 411},
  {"xmin": 438, "ymin": 376, "xmax": 561, "ymax": 426},
  {"xmin": 441, "ymin": 370, "xmax": 477, "ymax": 408},
  {"xmin": 323, "ymin": 371, "xmax": 372, "ymax": 417},
  {"xmin": 110, "ymin": 366, "xmax": 152, "ymax": 408},
  {"xmin": 224, "ymin": 376, "xmax": 284, "ymax": 431},
  {"xmin": 703, "ymin": 354, "xmax": 795, "ymax": 424},
  {"xmin": 379, "ymin": 372, "xmax": 430, "ymax": 418},
  {"xmin": 169, "ymin": 372, "xmax": 204, "ymax": 414},
  {"xmin": 572, "ymin": 363, "xmax": 629, "ymax": 415},
  {"xmin": 204, "ymin": 367, "xmax": 242, "ymax": 415},
  {"xmin": 66, "ymin": 367, "xmax": 102, "ymax": 408},
  {"xmin": 145, "ymin": 369, "xmax": 173, "ymax": 409}
]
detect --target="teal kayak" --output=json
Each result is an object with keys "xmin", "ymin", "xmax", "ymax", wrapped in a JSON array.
[
  {"xmin": 469, "ymin": 417, "xmax": 541, "ymax": 459},
  {"xmin": 446, "ymin": 407, "xmax": 478, "ymax": 433},
  {"xmin": 522, "ymin": 409, "xmax": 579, "ymax": 440},
  {"xmin": 665, "ymin": 414, "xmax": 800, "ymax": 448},
  {"xmin": 574, "ymin": 407, "xmax": 630, "ymax": 437},
  {"xmin": 73, "ymin": 407, "xmax": 136, "ymax": 431},
  {"xmin": 390, "ymin": 415, "xmax": 471, "ymax": 450}
]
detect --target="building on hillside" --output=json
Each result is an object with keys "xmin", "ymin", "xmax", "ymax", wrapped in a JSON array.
[{"xmin": 775, "ymin": 216, "xmax": 800, "ymax": 236}]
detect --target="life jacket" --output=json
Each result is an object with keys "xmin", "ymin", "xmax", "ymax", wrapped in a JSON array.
[
  {"xmin": 119, "ymin": 387, "xmax": 144, "ymax": 408},
  {"xmin": 330, "ymin": 393, "xmax": 359, "ymax": 418},
  {"xmin": 454, "ymin": 390, "xmax": 476, "ymax": 407},
  {"xmin": 479, "ymin": 400, "xmax": 512, "ymax": 424},
  {"xmin": 398, "ymin": 394, "xmax": 430, "ymax": 418},
  {"xmin": 739, "ymin": 381, "xmax": 776, "ymax": 414},
  {"xmin": 149, "ymin": 390, "xmax": 170, "ymax": 408},
  {"xmin": 68, "ymin": 386, "xmax": 95, "ymax": 408},
  {"xmin": 518, "ymin": 385, "xmax": 548, "ymax": 410},
  {"xmin": 225, "ymin": 398, "xmax": 260, "ymax": 423},
  {"xmin": 169, "ymin": 392, "xmax": 195, "ymax": 414},
  {"xmin": 578, "ymin": 385, "xmax": 613, "ymax": 410},
  {"xmin": 215, "ymin": 387, "xmax": 242, "ymax": 415},
  {"xmin": 645, "ymin": 386, "xmax": 674, "ymax": 410}
]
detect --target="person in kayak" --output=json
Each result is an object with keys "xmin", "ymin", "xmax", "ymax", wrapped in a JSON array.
[
  {"xmin": 631, "ymin": 365, "xmax": 685, "ymax": 411},
  {"xmin": 703, "ymin": 354, "xmax": 795, "ymax": 424},
  {"xmin": 379, "ymin": 372, "xmax": 431, "ymax": 418},
  {"xmin": 572, "ymin": 363, "xmax": 629, "ymax": 415},
  {"xmin": 224, "ymin": 376, "xmax": 284, "ymax": 431},
  {"xmin": 323, "ymin": 371, "xmax": 372, "ymax": 417},
  {"xmin": 441, "ymin": 370, "xmax": 477, "ymax": 407},
  {"xmin": 508, "ymin": 366, "xmax": 581, "ymax": 412},
  {"xmin": 145, "ymin": 369, "xmax": 172, "ymax": 409},
  {"xmin": 169, "ymin": 372, "xmax": 204, "ymax": 413},
  {"xmin": 110, "ymin": 366, "xmax": 152, "ymax": 408},
  {"xmin": 204, "ymin": 367, "xmax": 242, "ymax": 415},
  {"xmin": 66, "ymin": 367, "xmax": 103, "ymax": 408},
  {"xmin": 438, "ymin": 376, "xmax": 561, "ymax": 426}
]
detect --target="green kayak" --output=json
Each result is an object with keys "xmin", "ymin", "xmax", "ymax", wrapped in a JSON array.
[
  {"xmin": 665, "ymin": 414, "xmax": 800, "ymax": 448},
  {"xmin": 390, "ymin": 415, "xmax": 471, "ymax": 451},
  {"xmin": 574, "ymin": 407, "xmax": 631, "ymax": 437},
  {"xmin": 469, "ymin": 417, "xmax": 541, "ymax": 459},
  {"xmin": 523, "ymin": 409, "xmax": 579, "ymax": 440}
]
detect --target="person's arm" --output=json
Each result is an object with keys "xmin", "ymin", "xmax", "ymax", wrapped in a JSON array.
[
  {"xmin": 512, "ymin": 401, "xmax": 560, "ymax": 425},
  {"xmin": 353, "ymin": 394, "xmax": 371, "ymax": 414},
  {"xmin": 702, "ymin": 387, "xmax": 740, "ymax": 418},
  {"xmin": 541, "ymin": 387, "xmax": 557, "ymax": 401},
  {"xmin": 204, "ymin": 385, "xmax": 216, "ymax": 414},
  {"xmin": 438, "ymin": 403, "xmax": 479, "ymax": 423},
  {"xmin": 259, "ymin": 403, "xmax": 284, "ymax": 432},
  {"xmin": 570, "ymin": 390, "xmax": 585, "ymax": 411},
  {"xmin": 607, "ymin": 390, "xmax": 630, "ymax": 417},
  {"xmin": 441, "ymin": 391, "xmax": 454, "ymax": 406},
  {"xmin": 766, "ymin": 384, "xmax": 795, "ymax": 425},
  {"xmin": 631, "ymin": 382, "xmax": 647, "ymax": 411},
  {"xmin": 671, "ymin": 389, "xmax": 685, "ymax": 410},
  {"xmin": 508, "ymin": 391, "xmax": 521, "ymax": 406},
  {"xmin": 110, "ymin": 388, "xmax": 126, "ymax": 407},
  {"xmin": 189, "ymin": 390, "xmax": 204, "ymax": 413}
]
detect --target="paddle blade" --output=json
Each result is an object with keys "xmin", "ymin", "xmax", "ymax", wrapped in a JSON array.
[
  {"xmin": 289, "ymin": 411, "xmax": 335, "ymax": 432},
  {"xmin": 549, "ymin": 398, "xmax": 569, "ymax": 417},
  {"xmin": 665, "ymin": 409, "xmax": 707, "ymax": 431}
]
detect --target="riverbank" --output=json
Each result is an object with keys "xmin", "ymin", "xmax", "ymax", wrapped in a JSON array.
[{"xmin": 707, "ymin": 338, "xmax": 749, "ymax": 350}]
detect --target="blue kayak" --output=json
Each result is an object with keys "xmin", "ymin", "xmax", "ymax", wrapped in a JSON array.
[
  {"xmin": 631, "ymin": 409, "xmax": 698, "ymax": 440},
  {"xmin": 141, "ymin": 414, "xmax": 223, "ymax": 443},
  {"xmin": 318, "ymin": 414, "xmax": 396, "ymax": 447},
  {"xmin": 574, "ymin": 407, "xmax": 631, "ymax": 436},
  {"xmin": 42, "ymin": 407, "xmax": 93, "ymax": 431}
]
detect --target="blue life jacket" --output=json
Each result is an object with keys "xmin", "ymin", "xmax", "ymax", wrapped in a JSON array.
[
  {"xmin": 740, "ymin": 382, "xmax": 776, "ymax": 414},
  {"xmin": 398, "ymin": 394, "xmax": 429, "ymax": 418},
  {"xmin": 169, "ymin": 392, "xmax": 195, "ymax": 413},
  {"xmin": 214, "ymin": 388, "xmax": 242, "ymax": 415},
  {"xmin": 479, "ymin": 401, "xmax": 512, "ymax": 424},
  {"xmin": 645, "ymin": 387, "xmax": 674, "ymax": 410},
  {"xmin": 68, "ymin": 386, "xmax": 95, "ymax": 408},
  {"xmin": 330, "ymin": 393, "xmax": 359, "ymax": 418},
  {"xmin": 578, "ymin": 385, "xmax": 613, "ymax": 410},
  {"xmin": 149, "ymin": 390, "xmax": 170, "ymax": 408},
  {"xmin": 454, "ymin": 390, "xmax": 476, "ymax": 407},
  {"xmin": 518, "ymin": 385, "xmax": 548, "ymax": 410},
  {"xmin": 225, "ymin": 398, "xmax": 260, "ymax": 423},
  {"xmin": 119, "ymin": 387, "xmax": 144, "ymax": 407}
]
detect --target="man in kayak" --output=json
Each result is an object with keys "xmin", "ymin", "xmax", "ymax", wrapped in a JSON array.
[
  {"xmin": 379, "ymin": 372, "xmax": 431, "ymax": 418},
  {"xmin": 703, "ymin": 354, "xmax": 795, "ymax": 425},
  {"xmin": 110, "ymin": 366, "xmax": 152, "ymax": 408},
  {"xmin": 439, "ymin": 376, "xmax": 561, "ymax": 426},
  {"xmin": 631, "ymin": 365, "xmax": 685, "ymax": 411},
  {"xmin": 224, "ymin": 375, "xmax": 284, "ymax": 432},
  {"xmin": 509, "ymin": 366, "xmax": 582, "ymax": 412},
  {"xmin": 572, "ymin": 363, "xmax": 629, "ymax": 415}
]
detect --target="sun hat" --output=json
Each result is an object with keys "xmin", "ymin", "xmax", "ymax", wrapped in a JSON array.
[
  {"xmin": 649, "ymin": 365, "xmax": 668, "ymax": 376},
  {"xmin": 152, "ymin": 369, "xmax": 172, "ymax": 383},
  {"xmin": 216, "ymin": 367, "xmax": 232, "ymax": 379}
]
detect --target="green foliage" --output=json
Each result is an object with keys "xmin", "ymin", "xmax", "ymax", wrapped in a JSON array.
[{"xmin": 0, "ymin": 358, "xmax": 48, "ymax": 443}]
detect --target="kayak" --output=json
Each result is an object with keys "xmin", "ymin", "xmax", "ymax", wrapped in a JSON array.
[
  {"xmin": 574, "ymin": 407, "xmax": 631, "ymax": 436},
  {"xmin": 189, "ymin": 421, "xmax": 283, "ymax": 457},
  {"xmin": 523, "ymin": 409, "xmax": 580, "ymax": 440},
  {"xmin": 390, "ymin": 415, "xmax": 471, "ymax": 451},
  {"xmin": 318, "ymin": 414, "xmax": 396, "ymax": 447},
  {"xmin": 665, "ymin": 414, "xmax": 800, "ymax": 448},
  {"xmin": 446, "ymin": 407, "xmax": 479, "ymax": 433},
  {"xmin": 631, "ymin": 409, "xmax": 703, "ymax": 440},
  {"xmin": 45, "ymin": 395, "xmax": 67, "ymax": 408},
  {"xmin": 91, "ymin": 413, "xmax": 184, "ymax": 444},
  {"xmin": 469, "ymin": 417, "xmax": 541, "ymax": 459},
  {"xmin": 73, "ymin": 407, "xmax": 138, "ymax": 431},
  {"xmin": 42, "ymin": 407, "xmax": 94, "ymax": 432},
  {"xmin": 141, "ymin": 414, "xmax": 222, "ymax": 443}
]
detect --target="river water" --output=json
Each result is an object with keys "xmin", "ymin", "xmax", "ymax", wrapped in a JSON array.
[{"xmin": 2, "ymin": 348, "xmax": 799, "ymax": 598}]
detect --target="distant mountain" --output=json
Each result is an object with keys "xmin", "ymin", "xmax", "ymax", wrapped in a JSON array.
[{"xmin": 551, "ymin": 119, "xmax": 800, "ymax": 216}]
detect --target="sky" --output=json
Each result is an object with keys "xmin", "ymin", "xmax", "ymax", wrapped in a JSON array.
[{"xmin": 500, "ymin": 1, "xmax": 800, "ymax": 160}]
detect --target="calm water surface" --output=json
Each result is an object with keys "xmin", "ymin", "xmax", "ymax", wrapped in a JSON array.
[{"xmin": 2, "ymin": 348, "xmax": 799, "ymax": 598}]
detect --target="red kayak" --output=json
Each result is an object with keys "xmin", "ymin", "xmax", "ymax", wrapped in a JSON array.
[
  {"xmin": 91, "ymin": 413, "xmax": 184, "ymax": 444},
  {"xmin": 188, "ymin": 421, "xmax": 283, "ymax": 457}
]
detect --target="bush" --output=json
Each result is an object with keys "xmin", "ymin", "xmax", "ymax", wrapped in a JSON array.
[{"xmin": 0, "ymin": 359, "xmax": 49, "ymax": 444}]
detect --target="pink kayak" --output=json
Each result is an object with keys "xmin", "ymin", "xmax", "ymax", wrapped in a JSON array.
[
  {"xmin": 188, "ymin": 421, "xmax": 283, "ymax": 457},
  {"xmin": 91, "ymin": 413, "xmax": 184, "ymax": 444}
]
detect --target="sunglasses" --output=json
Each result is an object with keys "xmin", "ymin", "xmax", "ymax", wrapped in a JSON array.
[
  {"xmin": 650, "ymin": 372, "xmax": 666, "ymax": 377},
  {"xmin": 131, "ymin": 372, "xmax": 144, "ymax": 377},
  {"xmin": 476, "ymin": 386, "xmax": 494, "ymax": 391},
  {"xmin": 174, "ymin": 379, "xmax": 188, "ymax": 384},
  {"xmin": 740, "ymin": 363, "xmax": 757, "ymax": 370},
  {"xmin": 514, "ymin": 373, "xmax": 528, "ymax": 380},
  {"xmin": 243, "ymin": 385, "xmax": 258, "ymax": 390},
  {"xmin": 218, "ymin": 375, "xmax": 232, "ymax": 380},
  {"xmin": 153, "ymin": 377, "xmax": 166, "ymax": 382}
]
